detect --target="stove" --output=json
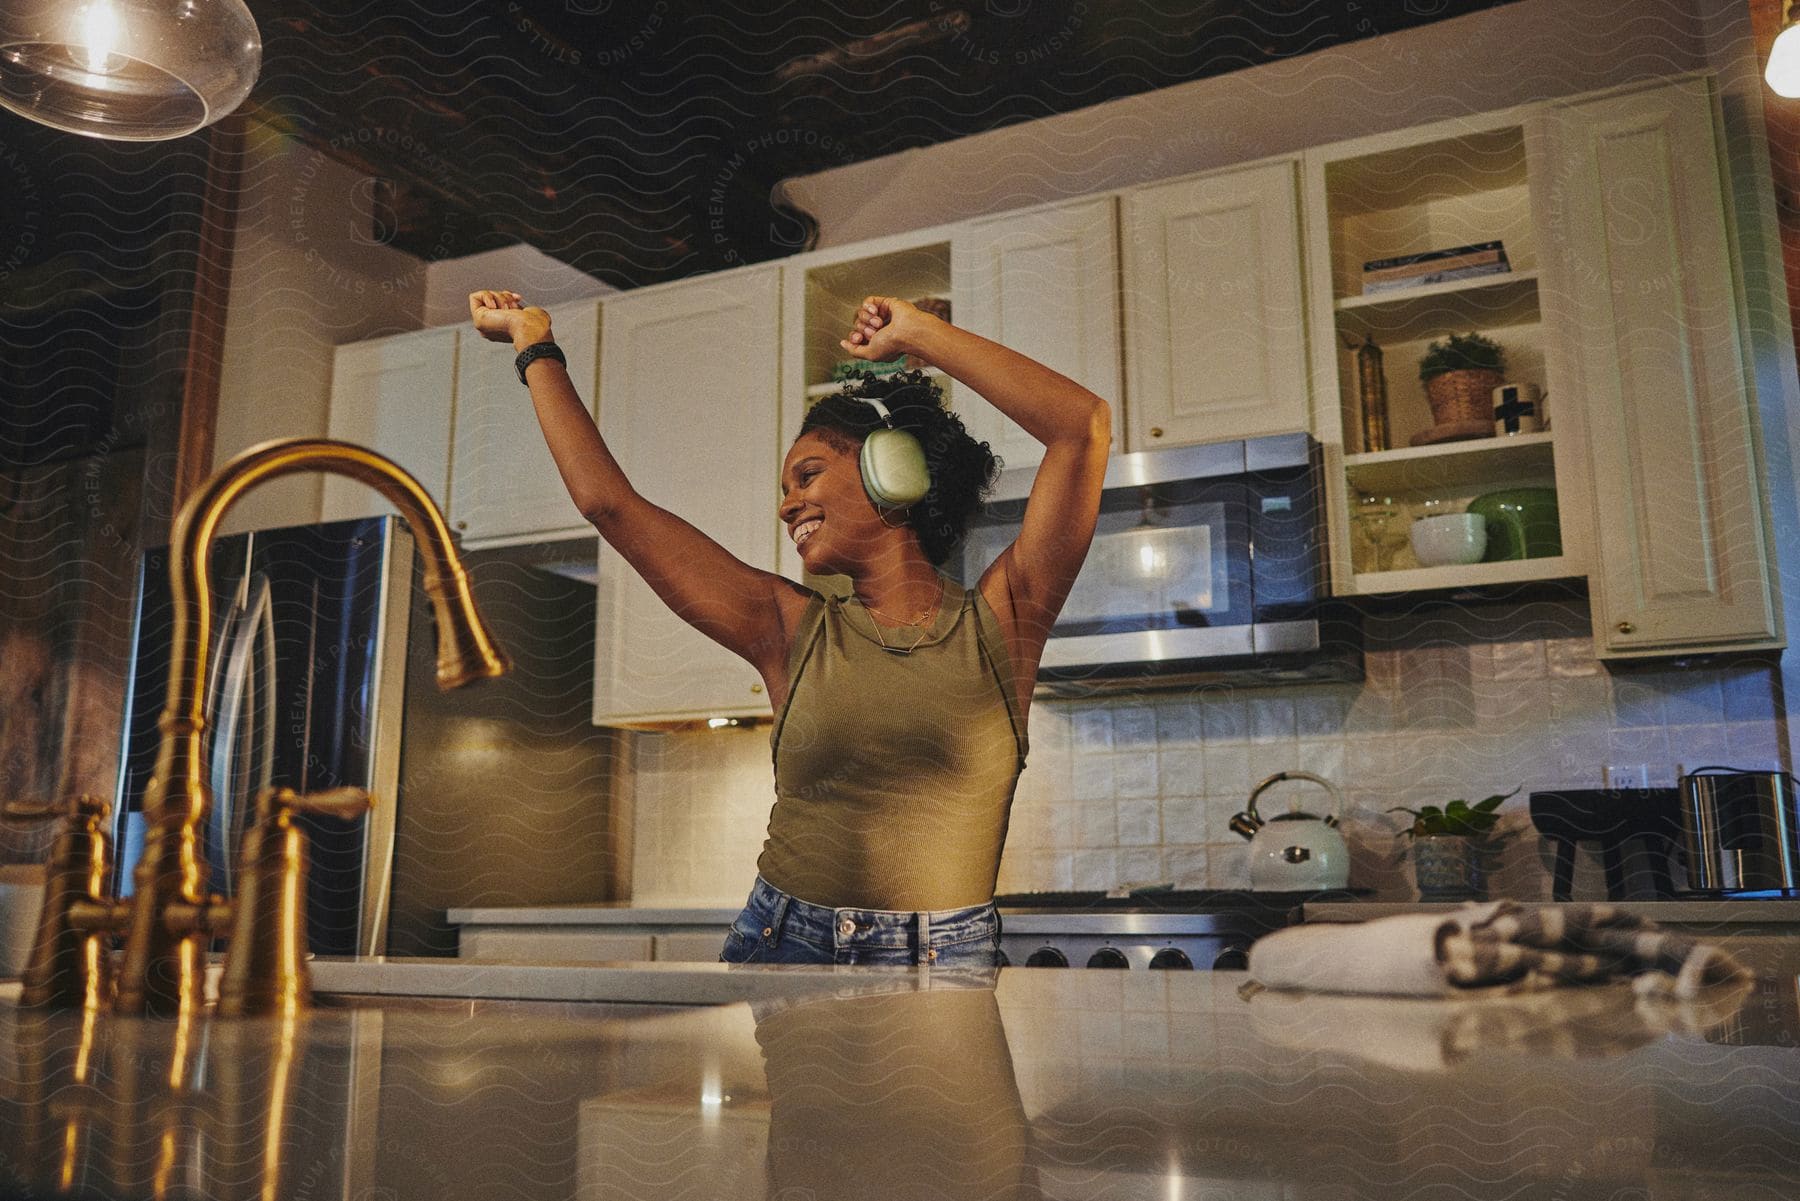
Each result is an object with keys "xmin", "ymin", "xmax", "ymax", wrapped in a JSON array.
[{"xmin": 992, "ymin": 889, "xmax": 1362, "ymax": 971}]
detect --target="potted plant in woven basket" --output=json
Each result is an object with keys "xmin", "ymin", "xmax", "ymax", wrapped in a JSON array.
[
  {"xmin": 1417, "ymin": 331, "xmax": 1506, "ymax": 431},
  {"xmin": 1389, "ymin": 787, "xmax": 1518, "ymax": 901}
]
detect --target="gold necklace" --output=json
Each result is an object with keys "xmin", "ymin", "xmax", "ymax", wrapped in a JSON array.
[{"xmin": 859, "ymin": 578, "xmax": 945, "ymax": 654}]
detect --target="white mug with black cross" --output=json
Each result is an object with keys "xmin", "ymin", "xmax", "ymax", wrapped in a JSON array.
[{"xmin": 1492, "ymin": 381, "xmax": 1543, "ymax": 436}]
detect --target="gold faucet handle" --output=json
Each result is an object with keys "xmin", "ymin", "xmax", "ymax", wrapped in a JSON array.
[
  {"xmin": 15, "ymin": 795, "xmax": 120, "ymax": 1009},
  {"xmin": 3, "ymin": 795, "xmax": 110, "ymax": 823},
  {"xmin": 256, "ymin": 786, "xmax": 372, "ymax": 823},
  {"xmin": 218, "ymin": 785, "xmax": 373, "ymax": 1019}
]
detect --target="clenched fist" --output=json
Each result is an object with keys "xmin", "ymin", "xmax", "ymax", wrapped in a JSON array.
[
  {"xmin": 839, "ymin": 296, "xmax": 940, "ymax": 366},
  {"xmin": 469, "ymin": 290, "xmax": 553, "ymax": 352}
]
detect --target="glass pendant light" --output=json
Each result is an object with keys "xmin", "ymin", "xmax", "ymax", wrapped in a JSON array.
[
  {"xmin": 0, "ymin": 0, "xmax": 261, "ymax": 141},
  {"xmin": 1769, "ymin": 1, "xmax": 1800, "ymax": 99}
]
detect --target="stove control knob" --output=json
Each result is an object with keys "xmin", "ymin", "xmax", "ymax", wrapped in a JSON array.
[
  {"xmin": 1086, "ymin": 947, "xmax": 1131, "ymax": 969},
  {"xmin": 1024, "ymin": 947, "xmax": 1068, "ymax": 968},
  {"xmin": 1148, "ymin": 947, "xmax": 1193, "ymax": 970}
]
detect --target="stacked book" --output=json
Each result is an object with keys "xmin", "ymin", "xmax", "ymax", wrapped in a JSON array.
[{"xmin": 1360, "ymin": 241, "xmax": 1509, "ymax": 295}]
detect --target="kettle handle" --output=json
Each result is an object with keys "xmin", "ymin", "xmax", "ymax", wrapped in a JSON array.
[{"xmin": 1245, "ymin": 771, "xmax": 1346, "ymax": 828}]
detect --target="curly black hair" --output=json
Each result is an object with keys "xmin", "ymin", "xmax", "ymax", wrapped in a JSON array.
[{"xmin": 797, "ymin": 369, "xmax": 1002, "ymax": 566}]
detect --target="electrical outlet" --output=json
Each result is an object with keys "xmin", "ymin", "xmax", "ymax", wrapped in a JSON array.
[{"xmin": 1604, "ymin": 763, "xmax": 1650, "ymax": 790}]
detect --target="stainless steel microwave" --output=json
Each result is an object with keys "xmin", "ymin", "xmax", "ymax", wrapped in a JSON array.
[{"xmin": 956, "ymin": 433, "xmax": 1358, "ymax": 695}]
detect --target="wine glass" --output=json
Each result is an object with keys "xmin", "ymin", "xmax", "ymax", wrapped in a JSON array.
[{"xmin": 1352, "ymin": 493, "xmax": 1410, "ymax": 571}]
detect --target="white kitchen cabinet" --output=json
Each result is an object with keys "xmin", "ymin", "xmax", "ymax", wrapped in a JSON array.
[
  {"xmin": 952, "ymin": 197, "xmax": 1125, "ymax": 471},
  {"xmin": 449, "ymin": 298, "xmax": 602, "ymax": 547},
  {"xmin": 1540, "ymin": 76, "xmax": 1781, "ymax": 657},
  {"xmin": 1120, "ymin": 159, "xmax": 1309, "ymax": 450},
  {"xmin": 322, "ymin": 326, "xmax": 458, "ymax": 522},
  {"xmin": 593, "ymin": 265, "xmax": 783, "ymax": 726}
]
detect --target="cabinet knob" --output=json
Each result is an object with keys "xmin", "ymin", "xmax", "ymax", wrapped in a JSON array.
[
  {"xmin": 1616, "ymin": 621, "xmax": 1635, "ymax": 635},
  {"xmin": 454, "ymin": 520, "xmax": 467, "ymax": 531},
  {"xmin": 1150, "ymin": 427, "xmax": 1164, "ymax": 438},
  {"xmin": 750, "ymin": 683, "xmax": 763, "ymax": 694}
]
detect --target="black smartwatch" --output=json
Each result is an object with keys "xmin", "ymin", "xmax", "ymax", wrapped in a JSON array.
[{"xmin": 515, "ymin": 340, "xmax": 567, "ymax": 385}]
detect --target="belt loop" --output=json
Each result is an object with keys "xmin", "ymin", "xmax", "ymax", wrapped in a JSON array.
[
  {"xmin": 768, "ymin": 892, "xmax": 791, "ymax": 947},
  {"xmin": 918, "ymin": 909, "xmax": 932, "ymax": 966}
]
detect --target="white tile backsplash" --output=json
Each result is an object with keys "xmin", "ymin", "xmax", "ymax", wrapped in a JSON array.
[
  {"xmin": 627, "ymin": 600, "xmax": 1787, "ymax": 904},
  {"xmin": 1113, "ymin": 753, "xmax": 1159, "ymax": 798}
]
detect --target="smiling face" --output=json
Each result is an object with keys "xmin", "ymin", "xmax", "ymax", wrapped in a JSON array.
[{"xmin": 778, "ymin": 430, "xmax": 890, "ymax": 574}]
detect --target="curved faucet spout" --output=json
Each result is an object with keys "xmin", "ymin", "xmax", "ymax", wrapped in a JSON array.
[{"xmin": 116, "ymin": 437, "xmax": 509, "ymax": 1018}]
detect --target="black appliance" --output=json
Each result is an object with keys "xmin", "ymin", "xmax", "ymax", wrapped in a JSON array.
[
  {"xmin": 1678, "ymin": 767, "xmax": 1800, "ymax": 896},
  {"xmin": 1528, "ymin": 788, "xmax": 1684, "ymax": 901}
]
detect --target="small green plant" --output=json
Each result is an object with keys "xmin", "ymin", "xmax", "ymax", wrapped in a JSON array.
[
  {"xmin": 1388, "ymin": 787, "xmax": 1519, "ymax": 840},
  {"xmin": 1418, "ymin": 331, "xmax": 1505, "ymax": 381}
]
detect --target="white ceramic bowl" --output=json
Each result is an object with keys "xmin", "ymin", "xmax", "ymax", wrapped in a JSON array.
[{"xmin": 1410, "ymin": 513, "xmax": 1487, "ymax": 567}]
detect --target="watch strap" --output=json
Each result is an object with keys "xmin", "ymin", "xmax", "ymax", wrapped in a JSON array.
[{"xmin": 515, "ymin": 340, "xmax": 567, "ymax": 385}]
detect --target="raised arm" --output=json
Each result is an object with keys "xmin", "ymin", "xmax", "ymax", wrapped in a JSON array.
[
  {"xmin": 841, "ymin": 297, "xmax": 1111, "ymax": 620},
  {"xmin": 469, "ymin": 290, "xmax": 799, "ymax": 672}
]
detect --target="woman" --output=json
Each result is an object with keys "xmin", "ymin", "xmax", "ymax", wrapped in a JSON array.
[{"xmin": 469, "ymin": 288, "xmax": 1110, "ymax": 967}]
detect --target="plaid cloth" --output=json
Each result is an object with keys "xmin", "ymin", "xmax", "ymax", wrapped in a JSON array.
[
  {"xmin": 1436, "ymin": 901, "xmax": 1750, "ymax": 997},
  {"xmin": 1247, "ymin": 901, "xmax": 1751, "ymax": 999}
]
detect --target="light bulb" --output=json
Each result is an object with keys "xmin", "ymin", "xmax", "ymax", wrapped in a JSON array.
[
  {"xmin": 79, "ymin": 2, "xmax": 120, "ymax": 75},
  {"xmin": 1768, "ymin": 20, "xmax": 1800, "ymax": 98},
  {"xmin": 1137, "ymin": 540, "xmax": 1165, "ymax": 579}
]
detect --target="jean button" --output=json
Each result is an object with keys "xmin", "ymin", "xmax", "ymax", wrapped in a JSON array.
[{"xmin": 837, "ymin": 917, "xmax": 855, "ymax": 938}]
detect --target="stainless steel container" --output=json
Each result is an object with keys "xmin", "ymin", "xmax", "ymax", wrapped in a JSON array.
[{"xmin": 1678, "ymin": 766, "xmax": 1800, "ymax": 894}]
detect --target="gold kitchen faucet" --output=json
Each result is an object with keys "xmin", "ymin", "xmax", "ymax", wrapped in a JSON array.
[{"xmin": 12, "ymin": 438, "xmax": 508, "ymax": 1024}]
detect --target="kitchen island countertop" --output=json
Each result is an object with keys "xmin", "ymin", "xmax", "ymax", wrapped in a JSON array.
[{"xmin": 3, "ymin": 963, "xmax": 1797, "ymax": 1199}]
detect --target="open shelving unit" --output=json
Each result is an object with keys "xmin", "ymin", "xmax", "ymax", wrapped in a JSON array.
[
  {"xmin": 795, "ymin": 242, "xmax": 953, "ymax": 401},
  {"xmin": 1305, "ymin": 116, "xmax": 1580, "ymax": 593},
  {"xmin": 777, "ymin": 231, "xmax": 958, "ymax": 593}
]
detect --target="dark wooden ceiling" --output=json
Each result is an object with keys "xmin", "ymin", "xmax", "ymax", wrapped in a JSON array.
[{"xmin": 243, "ymin": 0, "xmax": 1526, "ymax": 288}]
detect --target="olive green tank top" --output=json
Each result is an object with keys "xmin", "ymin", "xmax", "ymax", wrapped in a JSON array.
[{"xmin": 757, "ymin": 574, "xmax": 1030, "ymax": 911}]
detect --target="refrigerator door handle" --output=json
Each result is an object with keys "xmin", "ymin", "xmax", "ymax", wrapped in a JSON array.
[{"xmin": 207, "ymin": 574, "xmax": 274, "ymax": 895}]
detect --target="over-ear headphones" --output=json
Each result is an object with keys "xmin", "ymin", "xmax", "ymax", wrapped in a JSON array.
[{"xmin": 854, "ymin": 395, "xmax": 930, "ymax": 508}]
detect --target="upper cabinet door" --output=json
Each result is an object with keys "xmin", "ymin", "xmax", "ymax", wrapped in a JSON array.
[
  {"xmin": 1540, "ymin": 78, "xmax": 1779, "ymax": 656},
  {"xmin": 1121, "ymin": 159, "xmax": 1309, "ymax": 450},
  {"xmin": 952, "ymin": 197, "xmax": 1124, "ymax": 471},
  {"xmin": 593, "ymin": 266, "xmax": 782, "ymax": 726},
  {"xmin": 449, "ymin": 299, "xmax": 602, "ymax": 546},
  {"xmin": 323, "ymin": 326, "xmax": 459, "ymax": 523}
]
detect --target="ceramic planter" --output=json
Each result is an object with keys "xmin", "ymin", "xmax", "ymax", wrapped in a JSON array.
[{"xmin": 1411, "ymin": 835, "xmax": 1490, "ymax": 901}]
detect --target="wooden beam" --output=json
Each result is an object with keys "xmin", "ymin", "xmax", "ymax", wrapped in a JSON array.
[{"xmin": 172, "ymin": 113, "xmax": 247, "ymax": 511}]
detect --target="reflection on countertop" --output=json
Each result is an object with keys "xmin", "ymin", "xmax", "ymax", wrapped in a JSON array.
[{"xmin": 2, "ymin": 967, "xmax": 1798, "ymax": 1200}]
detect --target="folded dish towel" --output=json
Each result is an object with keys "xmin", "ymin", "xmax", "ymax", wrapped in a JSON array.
[{"xmin": 1247, "ymin": 901, "xmax": 1751, "ymax": 999}]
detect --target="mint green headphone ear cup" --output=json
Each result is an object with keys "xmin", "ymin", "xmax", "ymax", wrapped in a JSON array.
[{"xmin": 860, "ymin": 427, "xmax": 930, "ymax": 508}]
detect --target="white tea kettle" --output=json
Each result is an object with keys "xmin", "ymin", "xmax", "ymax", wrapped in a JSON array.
[{"xmin": 1229, "ymin": 770, "xmax": 1350, "ymax": 891}]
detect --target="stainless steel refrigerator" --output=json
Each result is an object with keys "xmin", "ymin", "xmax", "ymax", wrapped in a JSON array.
[{"xmin": 110, "ymin": 517, "xmax": 413, "ymax": 957}]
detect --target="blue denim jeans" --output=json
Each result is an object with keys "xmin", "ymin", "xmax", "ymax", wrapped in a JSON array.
[{"xmin": 719, "ymin": 875, "xmax": 1003, "ymax": 967}]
